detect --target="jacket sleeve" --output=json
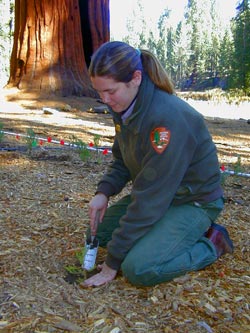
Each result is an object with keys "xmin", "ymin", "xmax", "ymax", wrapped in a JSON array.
[{"xmin": 96, "ymin": 137, "xmax": 132, "ymax": 198}]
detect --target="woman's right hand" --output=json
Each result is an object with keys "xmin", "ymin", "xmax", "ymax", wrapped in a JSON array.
[{"xmin": 88, "ymin": 193, "xmax": 108, "ymax": 235}]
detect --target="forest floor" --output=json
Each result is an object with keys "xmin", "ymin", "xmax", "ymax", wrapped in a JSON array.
[{"xmin": 0, "ymin": 88, "xmax": 250, "ymax": 333}]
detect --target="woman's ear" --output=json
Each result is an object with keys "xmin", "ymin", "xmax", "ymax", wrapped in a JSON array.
[{"xmin": 132, "ymin": 70, "xmax": 142, "ymax": 87}]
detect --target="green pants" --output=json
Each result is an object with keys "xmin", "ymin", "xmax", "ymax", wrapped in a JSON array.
[{"xmin": 96, "ymin": 195, "xmax": 224, "ymax": 286}]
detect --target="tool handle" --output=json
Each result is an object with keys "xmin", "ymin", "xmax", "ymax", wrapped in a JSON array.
[{"xmin": 91, "ymin": 210, "xmax": 100, "ymax": 238}]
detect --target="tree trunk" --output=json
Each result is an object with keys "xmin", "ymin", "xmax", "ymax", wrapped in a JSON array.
[
  {"xmin": 88, "ymin": 0, "xmax": 110, "ymax": 52},
  {"xmin": 79, "ymin": 0, "xmax": 110, "ymax": 67},
  {"xmin": 8, "ymin": 0, "xmax": 110, "ymax": 97}
]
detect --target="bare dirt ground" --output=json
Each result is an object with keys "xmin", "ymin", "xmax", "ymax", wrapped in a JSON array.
[{"xmin": 0, "ymin": 89, "xmax": 250, "ymax": 333}]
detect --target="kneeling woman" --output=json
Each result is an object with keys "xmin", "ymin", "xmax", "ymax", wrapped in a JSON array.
[{"xmin": 83, "ymin": 41, "xmax": 233, "ymax": 287}]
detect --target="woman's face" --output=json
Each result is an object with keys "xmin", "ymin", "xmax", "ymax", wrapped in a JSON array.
[{"xmin": 91, "ymin": 71, "xmax": 142, "ymax": 113}]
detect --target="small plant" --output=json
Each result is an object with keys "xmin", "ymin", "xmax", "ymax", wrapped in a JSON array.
[
  {"xmin": 0, "ymin": 123, "xmax": 4, "ymax": 143},
  {"xmin": 93, "ymin": 134, "xmax": 101, "ymax": 147},
  {"xmin": 233, "ymin": 155, "xmax": 242, "ymax": 174},
  {"xmin": 220, "ymin": 171, "xmax": 228, "ymax": 186},
  {"xmin": 64, "ymin": 248, "xmax": 84, "ymax": 273},
  {"xmin": 71, "ymin": 135, "xmax": 91, "ymax": 162},
  {"xmin": 64, "ymin": 265, "xmax": 82, "ymax": 275},
  {"xmin": 93, "ymin": 134, "xmax": 103, "ymax": 164},
  {"xmin": 75, "ymin": 247, "xmax": 85, "ymax": 264},
  {"xmin": 71, "ymin": 134, "xmax": 108, "ymax": 164},
  {"xmin": 220, "ymin": 165, "xmax": 227, "ymax": 186},
  {"xmin": 26, "ymin": 128, "xmax": 37, "ymax": 154},
  {"xmin": 64, "ymin": 248, "xmax": 86, "ymax": 283}
]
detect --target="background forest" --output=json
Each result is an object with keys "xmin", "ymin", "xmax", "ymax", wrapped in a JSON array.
[
  {"xmin": 111, "ymin": 0, "xmax": 250, "ymax": 93},
  {"xmin": 1, "ymin": 0, "xmax": 250, "ymax": 94}
]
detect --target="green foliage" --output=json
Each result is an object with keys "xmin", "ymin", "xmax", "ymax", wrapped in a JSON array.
[
  {"xmin": 245, "ymin": 73, "xmax": 250, "ymax": 95},
  {"xmin": 64, "ymin": 248, "xmax": 86, "ymax": 283},
  {"xmin": 231, "ymin": 1, "xmax": 250, "ymax": 91},
  {"xmin": 233, "ymin": 155, "xmax": 243, "ymax": 174},
  {"xmin": 25, "ymin": 128, "xmax": 37, "ymax": 154},
  {"xmin": 75, "ymin": 248, "xmax": 85, "ymax": 264},
  {"xmin": 1, "ymin": 0, "xmax": 249, "ymax": 92},
  {"xmin": 220, "ymin": 172, "xmax": 229, "ymax": 187},
  {"xmin": 121, "ymin": 0, "xmax": 250, "ymax": 92},
  {"xmin": 70, "ymin": 135, "xmax": 91, "ymax": 162},
  {"xmin": 70, "ymin": 134, "xmax": 106, "ymax": 164},
  {"xmin": 93, "ymin": 134, "xmax": 101, "ymax": 147},
  {"xmin": 218, "ymin": 30, "xmax": 234, "ymax": 77},
  {"xmin": 64, "ymin": 265, "xmax": 83, "ymax": 275},
  {"xmin": 93, "ymin": 134, "xmax": 103, "ymax": 164}
]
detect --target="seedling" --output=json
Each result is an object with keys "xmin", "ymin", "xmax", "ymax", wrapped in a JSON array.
[
  {"xmin": 70, "ymin": 135, "xmax": 91, "ymax": 162},
  {"xmin": 26, "ymin": 128, "xmax": 37, "ymax": 154},
  {"xmin": 233, "ymin": 155, "xmax": 242, "ymax": 174},
  {"xmin": 93, "ymin": 134, "xmax": 101, "ymax": 147},
  {"xmin": 93, "ymin": 134, "xmax": 103, "ymax": 164},
  {"xmin": 64, "ymin": 248, "xmax": 85, "ymax": 284}
]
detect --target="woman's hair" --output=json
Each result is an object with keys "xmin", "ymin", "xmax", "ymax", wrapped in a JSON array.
[{"xmin": 89, "ymin": 41, "xmax": 174, "ymax": 94}]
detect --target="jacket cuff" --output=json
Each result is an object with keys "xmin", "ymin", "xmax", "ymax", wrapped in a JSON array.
[
  {"xmin": 96, "ymin": 182, "xmax": 116, "ymax": 198},
  {"xmin": 105, "ymin": 252, "xmax": 123, "ymax": 271}
]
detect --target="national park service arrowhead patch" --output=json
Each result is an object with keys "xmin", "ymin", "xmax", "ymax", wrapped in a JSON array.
[{"xmin": 150, "ymin": 127, "xmax": 171, "ymax": 154}]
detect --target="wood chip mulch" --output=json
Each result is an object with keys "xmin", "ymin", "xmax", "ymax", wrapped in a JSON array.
[{"xmin": 0, "ymin": 113, "xmax": 249, "ymax": 333}]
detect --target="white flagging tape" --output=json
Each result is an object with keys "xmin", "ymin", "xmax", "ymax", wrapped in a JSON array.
[
  {"xmin": 1, "ymin": 130, "xmax": 250, "ymax": 177},
  {"xmin": 221, "ymin": 170, "xmax": 250, "ymax": 178},
  {"xmin": 1, "ymin": 130, "xmax": 112, "ymax": 154}
]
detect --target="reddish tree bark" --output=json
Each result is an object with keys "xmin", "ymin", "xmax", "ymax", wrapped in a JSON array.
[
  {"xmin": 8, "ymin": 0, "xmax": 110, "ymax": 97},
  {"xmin": 89, "ymin": 0, "xmax": 110, "ymax": 52}
]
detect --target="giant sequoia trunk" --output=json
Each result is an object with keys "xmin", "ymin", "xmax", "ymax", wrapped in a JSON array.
[{"xmin": 8, "ymin": 0, "xmax": 110, "ymax": 97}]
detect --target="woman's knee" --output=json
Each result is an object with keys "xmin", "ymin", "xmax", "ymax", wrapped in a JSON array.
[
  {"xmin": 121, "ymin": 255, "xmax": 141, "ymax": 285},
  {"xmin": 121, "ymin": 255, "xmax": 154, "ymax": 286}
]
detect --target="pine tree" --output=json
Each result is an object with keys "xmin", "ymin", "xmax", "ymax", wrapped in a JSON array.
[
  {"xmin": 231, "ymin": 0, "xmax": 250, "ymax": 92},
  {"xmin": 218, "ymin": 29, "xmax": 234, "ymax": 88}
]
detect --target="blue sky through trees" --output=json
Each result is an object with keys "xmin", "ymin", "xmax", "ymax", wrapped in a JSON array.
[{"xmin": 110, "ymin": 0, "xmax": 238, "ymax": 40}]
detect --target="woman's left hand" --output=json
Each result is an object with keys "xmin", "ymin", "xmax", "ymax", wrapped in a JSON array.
[{"xmin": 82, "ymin": 262, "xmax": 117, "ymax": 287}]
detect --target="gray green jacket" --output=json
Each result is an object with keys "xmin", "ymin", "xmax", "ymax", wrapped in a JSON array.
[{"xmin": 97, "ymin": 74, "xmax": 223, "ymax": 270}]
